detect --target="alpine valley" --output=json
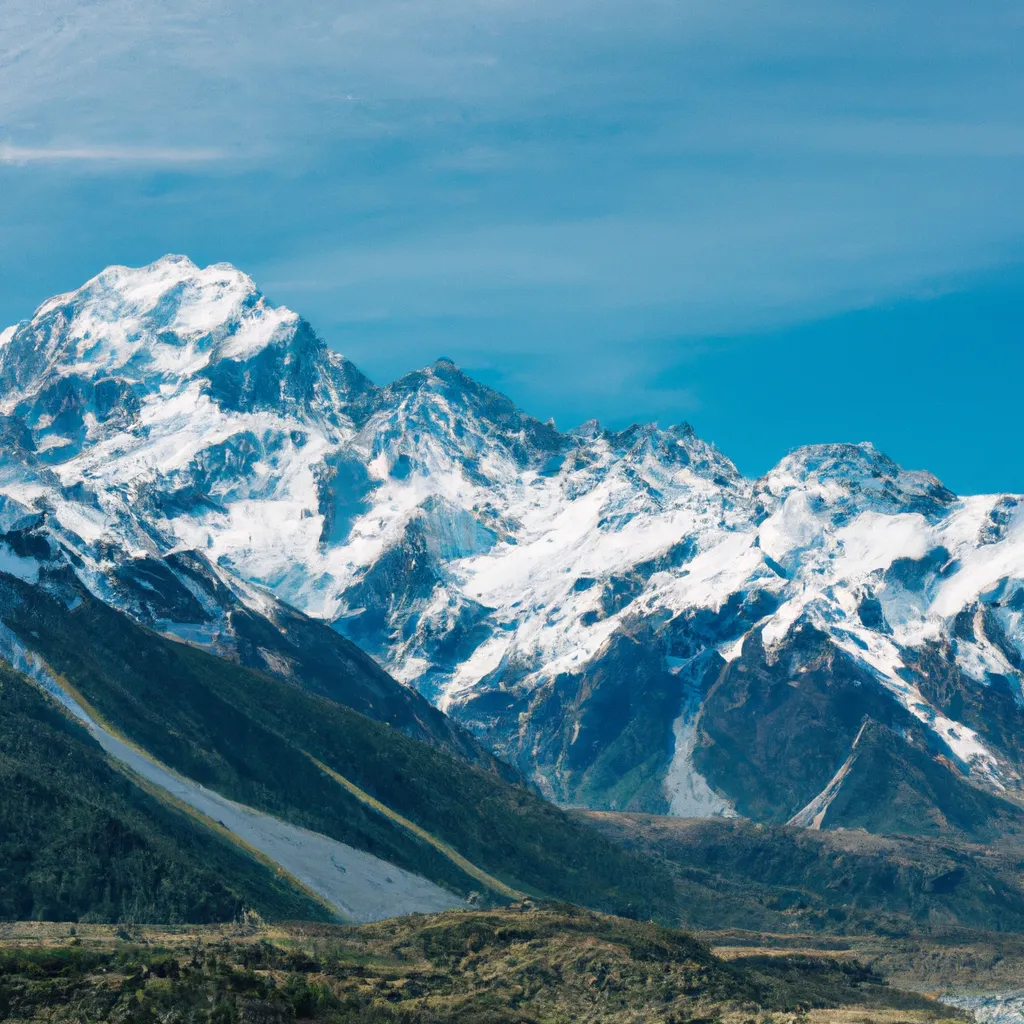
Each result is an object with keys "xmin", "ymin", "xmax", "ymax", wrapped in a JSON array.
[{"xmin": 2, "ymin": 256, "xmax": 1024, "ymax": 943}]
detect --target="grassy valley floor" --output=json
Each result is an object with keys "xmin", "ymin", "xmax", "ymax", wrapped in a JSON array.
[
  {"xmin": 704, "ymin": 928, "xmax": 1024, "ymax": 1006},
  {"xmin": 703, "ymin": 929, "xmax": 1024, "ymax": 1024},
  {"xmin": 583, "ymin": 812, "xmax": 1024, "ymax": 937},
  {"xmin": 0, "ymin": 907, "xmax": 967, "ymax": 1024}
]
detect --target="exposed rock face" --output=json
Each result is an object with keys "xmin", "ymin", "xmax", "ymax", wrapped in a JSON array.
[{"xmin": 2, "ymin": 256, "xmax": 1024, "ymax": 832}]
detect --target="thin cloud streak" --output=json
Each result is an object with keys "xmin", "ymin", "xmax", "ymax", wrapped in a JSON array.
[{"xmin": 0, "ymin": 144, "xmax": 229, "ymax": 164}]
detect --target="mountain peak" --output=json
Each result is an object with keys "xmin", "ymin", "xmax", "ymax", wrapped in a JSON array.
[
  {"xmin": 147, "ymin": 252, "xmax": 199, "ymax": 269},
  {"xmin": 1, "ymin": 256, "xmax": 1023, "ymax": 844},
  {"xmin": 0, "ymin": 257, "xmax": 304, "ymax": 409},
  {"xmin": 761, "ymin": 441, "xmax": 956, "ymax": 515},
  {"xmin": 569, "ymin": 418, "xmax": 602, "ymax": 438},
  {"xmin": 45, "ymin": 254, "xmax": 252, "ymax": 318}
]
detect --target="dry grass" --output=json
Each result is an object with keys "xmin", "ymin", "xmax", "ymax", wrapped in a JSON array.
[
  {"xmin": 0, "ymin": 909, "xmax": 970, "ymax": 1024},
  {"xmin": 700, "ymin": 926, "xmax": 1024, "ymax": 1002}
]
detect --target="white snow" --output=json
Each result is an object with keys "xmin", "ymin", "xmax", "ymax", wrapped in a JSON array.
[
  {"xmin": 0, "ymin": 543, "xmax": 39, "ymax": 583},
  {"xmin": 2, "ymin": 257, "xmax": 1023, "ymax": 813},
  {"xmin": 215, "ymin": 304, "xmax": 299, "ymax": 361},
  {"xmin": 34, "ymin": 433, "xmax": 74, "ymax": 453},
  {"xmin": 828, "ymin": 625, "xmax": 1005, "ymax": 782},
  {"xmin": 1, "ymin": 256, "xmax": 304, "ymax": 405},
  {"xmin": 718, "ymin": 632, "xmax": 749, "ymax": 662},
  {"xmin": 758, "ymin": 491, "xmax": 824, "ymax": 563},
  {"xmin": 833, "ymin": 512, "xmax": 931, "ymax": 579},
  {"xmin": 934, "ymin": 523, "xmax": 1024, "ymax": 619}
]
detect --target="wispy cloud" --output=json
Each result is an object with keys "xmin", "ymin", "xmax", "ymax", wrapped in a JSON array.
[
  {"xmin": 0, "ymin": 144, "xmax": 228, "ymax": 164},
  {"xmin": 0, "ymin": 0, "xmax": 1021, "ymax": 426}
]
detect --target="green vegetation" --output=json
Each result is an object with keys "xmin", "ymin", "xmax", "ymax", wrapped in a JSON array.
[
  {"xmin": 4, "ymin": 572, "xmax": 1022, "ymax": 939},
  {"xmin": 0, "ymin": 663, "xmax": 330, "ymax": 924},
  {"xmin": 308, "ymin": 755, "xmax": 526, "ymax": 900},
  {"xmin": 0, "ymin": 908, "xmax": 962, "ymax": 1023},
  {"xmin": 586, "ymin": 811, "xmax": 1024, "ymax": 935},
  {"xmin": 0, "ymin": 577, "xmax": 676, "ymax": 918},
  {"xmin": 222, "ymin": 589, "xmax": 520, "ymax": 782}
]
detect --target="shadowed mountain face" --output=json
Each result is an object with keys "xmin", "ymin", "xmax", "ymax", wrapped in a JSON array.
[{"xmin": 2, "ymin": 256, "xmax": 1024, "ymax": 837}]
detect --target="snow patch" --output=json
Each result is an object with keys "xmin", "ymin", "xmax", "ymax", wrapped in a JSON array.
[
  {"xmin": 0, "ymin": 543, "xmax": 40, "ymax": 583},
  {"xmin": 664, "ymin": 712, "xmax": 735, "ymax": 818},
  {"xmin": 758, "ymin": 491, "xmax": 824, "ymax": 563},
  {"xmin": 942, "ymin": 991, "xmax": 1024, "ymax": 1024}
]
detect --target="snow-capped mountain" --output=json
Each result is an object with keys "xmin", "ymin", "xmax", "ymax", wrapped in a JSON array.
[{"xmin": 2, "ymin": 256, "xmax": 1023, "ymax": 833}]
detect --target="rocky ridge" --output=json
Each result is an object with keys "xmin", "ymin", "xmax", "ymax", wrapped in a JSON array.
[{"xmin": 2, "ymin": 256, "xmax": 1022, "ymax": 833}]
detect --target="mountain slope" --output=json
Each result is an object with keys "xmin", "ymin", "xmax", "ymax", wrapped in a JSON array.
[
  {"xmin": 2, "ymin": 255, "xmax": 1023, "ymax": 835},
  {"xmin": 0, "ymin": 568, "xmax": 677, "ymax": 920},
  {"xmin": 0, "ymin": 660, "xmax": 329, "ymax": 924},
  {"xmin": 693, "ymin": 628, "xmax": 1024, "ymax": 837}
]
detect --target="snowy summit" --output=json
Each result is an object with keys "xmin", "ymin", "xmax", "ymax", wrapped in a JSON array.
[{"xmin": 1, "ymin": 257, "xmax": 1023, "ymax": 827}]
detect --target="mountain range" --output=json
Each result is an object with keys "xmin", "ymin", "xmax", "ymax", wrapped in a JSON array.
[{"xmin": 2, "ymin": 255, "xmax": 1024, "ymax": 929}]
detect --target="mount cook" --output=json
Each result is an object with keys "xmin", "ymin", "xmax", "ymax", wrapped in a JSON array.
[{"xmin": 2, "ymin": 255, "xmax": 1023, "ymax": 836}]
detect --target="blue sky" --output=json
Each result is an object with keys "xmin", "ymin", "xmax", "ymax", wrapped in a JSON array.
[{"xmin": 2, "ymin": 1, "xmax": 1022, "ymax": 493}]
